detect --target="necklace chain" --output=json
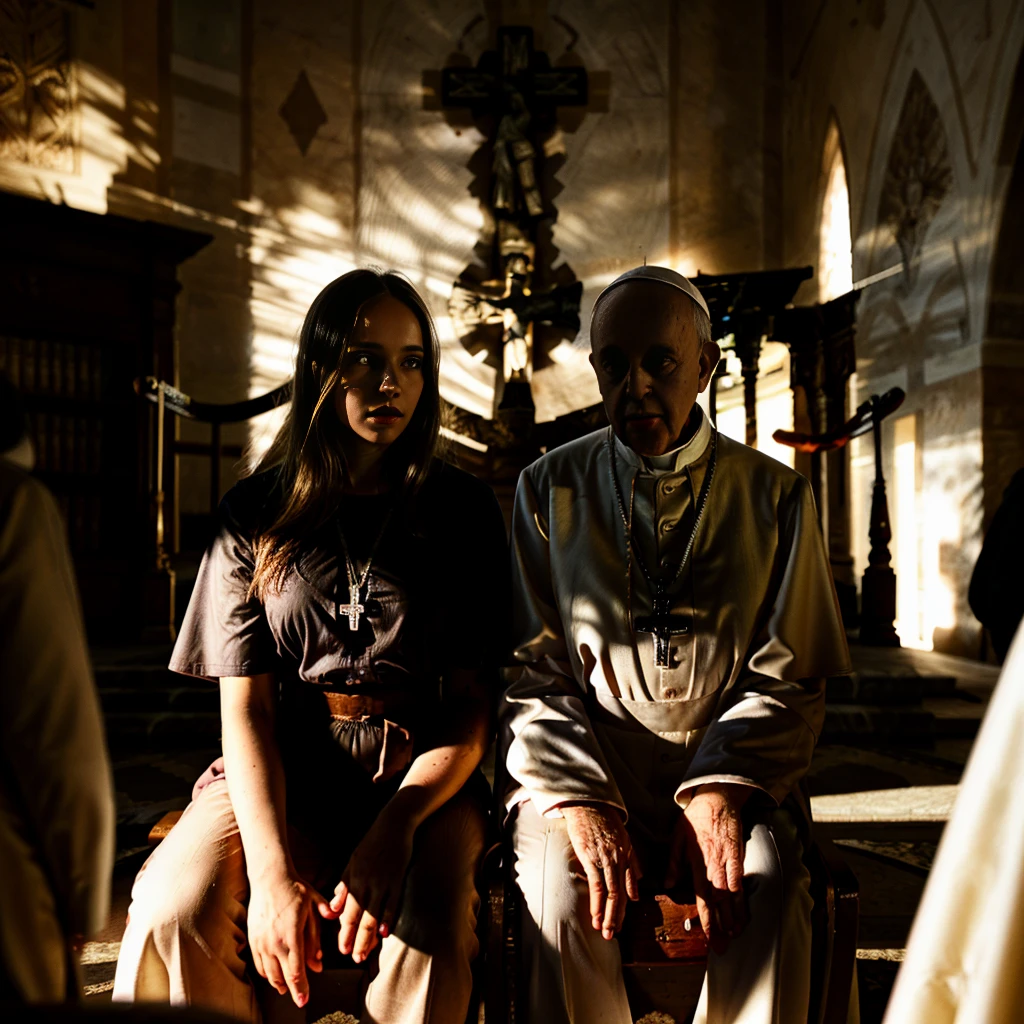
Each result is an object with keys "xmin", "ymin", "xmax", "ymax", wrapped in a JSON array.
[
  {"xmin": 336, "ymin": 507, "xmax": 394, "ymax": 596},
  {"xmin": 608, "ymin": 427, "xmax": 718, "ymax": 596}
]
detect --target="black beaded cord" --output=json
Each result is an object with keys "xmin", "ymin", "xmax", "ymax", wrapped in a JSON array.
[{"xmin": 607, "ymin": 427, "xmax": 718, "ymax": 596}]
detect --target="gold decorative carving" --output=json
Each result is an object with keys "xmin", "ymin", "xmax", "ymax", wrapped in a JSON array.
[
  {"xmin": 878, "ymin": 70, "xmax": 953, "ymax": 289},
  {"xmin": 0, "ymin": 0, "xmax": 74, "ymax": 170}
]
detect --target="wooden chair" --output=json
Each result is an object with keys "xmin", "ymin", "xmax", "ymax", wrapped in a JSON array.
[{"xmin": 482, "ymin": 834, "xmax": 859, "ymax": 1024}]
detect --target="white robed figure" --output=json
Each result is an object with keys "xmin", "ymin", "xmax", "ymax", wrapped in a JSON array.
[
  {"xmin": 884, "ymin": 619, "xmax": 1024, "ymax": 1024},
  {"xmin": 499, "ymin": 266, "xmax": 852, "ymax": 1024}
]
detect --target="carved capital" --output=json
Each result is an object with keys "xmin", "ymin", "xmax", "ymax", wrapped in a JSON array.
[{"xmin": 0, "ymin": 0, "xmax": 75, "ymax": 171}]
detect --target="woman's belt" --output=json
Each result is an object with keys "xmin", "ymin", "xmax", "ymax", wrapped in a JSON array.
[
  {"xmin": 318, "ymin": 687, "xmax": 421, "ymax": 722},
  {"xmin": 315, "ymin": 684, "xmax": 419, "ymax": 724},
  {"xmin": 312, "ymin": 685, "xmax": 423, "ymax": 784}
]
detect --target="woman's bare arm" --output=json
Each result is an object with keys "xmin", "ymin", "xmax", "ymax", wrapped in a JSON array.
[
  {"xmin": 220, "ymin": 674, "xmax": 291, "ymax": 879},
  {"xmin": 330, "ymin": 667, "xmax": 492, "ymax": 961},
  {"xmin": 220, "ymin": 674, "xmax": 325, "ymax": 1008},
  {"xmin": 391, "ymin": 667, "xmax": 492, "ymax": 825}
]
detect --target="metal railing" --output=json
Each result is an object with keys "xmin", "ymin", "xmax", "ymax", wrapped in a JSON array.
[{"xmin": 135, "ymin": 376, "xmax": 293, "ymax": 555}]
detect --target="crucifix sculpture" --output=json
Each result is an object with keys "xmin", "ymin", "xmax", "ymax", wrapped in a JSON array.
[{"xmin": 431, "ymin": 25, "xmax": 592, "ymax": 428}]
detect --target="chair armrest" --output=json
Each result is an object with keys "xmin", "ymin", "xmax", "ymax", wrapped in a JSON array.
[
  {"xmin": 809, "ymin": 835, "xmax": 860, "ymax": 1024},
  {"xmin": 147, "ymin": 809, "xmax": 184, "ymax": 846}
]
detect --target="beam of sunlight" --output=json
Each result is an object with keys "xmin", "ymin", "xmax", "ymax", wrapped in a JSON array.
[
  {"xmin": 893, "ymin": 414, "xmax": 925, "ymax": 648},
  {"xmin": 440, "ymin": 426, "xmax": 487, "ymax": 452},
  {"xmin": 819, "ymin": 127, "xmax": 854, "ymax": 302},
  {"xmin": 810, "ymin": 785, "xmax": 959, "ymax": 822},
  {"xmin": 713, "ymin": 345, "xmax": 794, "ymax": 466},
  {"xmin": 851, "ymin": 416, "xmax": 981, "ymax": 651}
]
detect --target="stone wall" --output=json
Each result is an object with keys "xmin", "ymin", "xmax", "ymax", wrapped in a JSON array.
[
  {"xmin": 782, "ymin": 0, "xmax": 1024, "ymax": 654},
  {"xmin": 0, "ymin": 0, "xmax": 777, "ymax": 530},
  {"xmin": 8, "ymin": 0, "xmax": 1019, "ymax": 651}
]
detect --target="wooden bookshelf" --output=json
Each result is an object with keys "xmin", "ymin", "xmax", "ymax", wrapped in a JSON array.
[{"xmin": 0, "ymin": 192, "xmax": 210, "ymax": 641}]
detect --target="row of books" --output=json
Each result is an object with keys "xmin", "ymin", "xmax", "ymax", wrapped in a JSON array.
[
  {"xmin": 54, "ymin": 492, "xmax": 103, "ymax": 554},
  {"xmin": 0, "ymin": 335, "xmax": 104, "ymax": 401},
  {"xmin": 30, "ymin": 413, "xmax": 104, "ymax": 476}
]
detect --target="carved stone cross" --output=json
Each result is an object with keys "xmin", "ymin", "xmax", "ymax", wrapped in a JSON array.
[{"xmin": 430, "ymin": 26, "xmax": 591, "ymax": 423}]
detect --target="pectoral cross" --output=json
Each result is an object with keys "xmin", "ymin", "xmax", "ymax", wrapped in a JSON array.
[
  {"xmin": 339, "ymin": 583, "xmax": 365, "ymax": 632},
  {"xmin": 635, "ymin": 593, "xmax": 691, "ymax": 668}
]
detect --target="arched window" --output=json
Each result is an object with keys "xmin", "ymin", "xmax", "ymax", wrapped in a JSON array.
[{"xmin": 819, "ymin": 119, "xmax": 853, "ymax": 302}]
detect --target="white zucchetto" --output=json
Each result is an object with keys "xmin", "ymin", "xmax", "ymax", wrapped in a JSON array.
[{"xmin": 593, "ymin": 265, "xmax": 710, "ymax": 320}]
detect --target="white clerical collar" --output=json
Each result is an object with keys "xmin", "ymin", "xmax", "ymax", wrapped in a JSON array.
[{"xmin": 612, "ymin": 406, "xmax": 712, "ymax": 475}]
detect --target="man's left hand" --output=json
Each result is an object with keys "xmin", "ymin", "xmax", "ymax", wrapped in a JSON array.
[{"xmin": 665, "ymin": 783, "xmax": 750, "ymax": 955}]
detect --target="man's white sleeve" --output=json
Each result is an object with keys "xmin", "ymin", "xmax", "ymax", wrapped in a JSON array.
[
  {"xmin": 500, "ymin": 469, "xmax": 626, "ymax": 818},
  {"xmin": 676, "ymin": 476, "xmax": 849, "ymax": 807}
]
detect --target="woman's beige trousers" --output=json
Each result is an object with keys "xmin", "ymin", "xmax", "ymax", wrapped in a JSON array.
[{"xmin": 112, "ymin": 777, "xmax": 485, "ymax": 1023}]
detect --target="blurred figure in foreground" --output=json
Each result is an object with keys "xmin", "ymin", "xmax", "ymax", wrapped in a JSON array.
[
  {"xmin": 884, "ymin": 617, "xmax": 1024, "ymax": 1023},
  {"xmin": 969, "ymin": 468, "xmax": 1024, "ymax": 662},
  {"xmin": 0, "ymin": 373, "xmax": 115, "ymax": 1001}
]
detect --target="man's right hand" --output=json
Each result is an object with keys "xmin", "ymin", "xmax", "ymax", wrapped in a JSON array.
[
  {"xmin": 561, "ymin": 802, "xmax": 642, "ymax": 940},
  {"xmin": 247, "ymin": 870, "xmax": 328, "ymax": 1008}
]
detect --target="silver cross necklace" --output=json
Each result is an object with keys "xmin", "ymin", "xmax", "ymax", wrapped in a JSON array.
[
  {"xmin": 609, "ymin": 427, "xmax": 717, "ymax": 667},
  {"xmin": 336, "ymin": 509, "xmax": 393, "ymax": 631}
]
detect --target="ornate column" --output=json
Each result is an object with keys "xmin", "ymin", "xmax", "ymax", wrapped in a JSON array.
[
  {"xmin": 773, "ymin": 292, "xmax": 859, "ymax": 626},
  {"xmin": 732, "ymin": 317, "xmax": 765, "ymax": 448},
  {"xmin": 820, "ymin": 293, "xmax": 859, "ymax": 622},
  {"xmin": 860, "ymin": 398, "xmax": 899, "ymax": 645}
]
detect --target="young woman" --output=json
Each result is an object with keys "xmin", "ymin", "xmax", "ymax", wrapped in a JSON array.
[{"xmin": 113, "ymin": 270, "xmax": 510, "ymax": 1023}]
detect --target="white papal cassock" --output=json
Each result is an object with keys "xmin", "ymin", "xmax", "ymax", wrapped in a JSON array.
[{"xmin": 499, "ymin": 407, "xmax": 852, "ymax": 1024}]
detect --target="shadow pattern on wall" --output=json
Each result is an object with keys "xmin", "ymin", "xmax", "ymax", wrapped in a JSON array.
[{"xmin": 878, "ymin": 70, "xmax": 953, "ymax": 292}]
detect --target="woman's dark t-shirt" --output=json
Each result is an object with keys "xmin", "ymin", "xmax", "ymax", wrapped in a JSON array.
[{"xmin": 169, "ymin": 460, "xmax": 510, "ymax": 836}]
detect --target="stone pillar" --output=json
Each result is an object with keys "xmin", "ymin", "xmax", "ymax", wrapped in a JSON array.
[
  {"xmin": 775, "ymin": 306, "xmax": 827, "ymax": 520},
  {"xmin": 732, "ymin": 319, "xmax": 764, "ymax": 448},
  {"xmin": 774, "ymin": 294, "xmax": 859, "ymax": 626},
  {"xmin": 820, "ymin": 294, "xmax": 858, "ymax": 621}
]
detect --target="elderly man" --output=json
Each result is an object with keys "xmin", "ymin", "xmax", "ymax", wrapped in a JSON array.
[{"xmin": 499, "ymin": 267, "xmax": 850, "ymax": 1024}]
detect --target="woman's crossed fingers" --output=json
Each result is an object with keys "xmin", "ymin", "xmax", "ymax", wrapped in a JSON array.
[{"xmin": 324, "ymin": 875, "xmax": 402, "ymax": 963}]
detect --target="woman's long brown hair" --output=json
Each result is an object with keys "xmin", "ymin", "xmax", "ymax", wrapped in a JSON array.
[{"xmin": 248, "ymin": 269, "xmax": 444, "ymax": 600}]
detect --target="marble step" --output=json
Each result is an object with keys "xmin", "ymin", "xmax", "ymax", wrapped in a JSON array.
[
  {"xmin": 93, "ymin": 656, "xmax": 217, "ymax": 753},
  {"xmin": 825, "ymin": 673, "xmax": 959, "ymax": 705},
  {"xmin": 822, "ymin": 695, "xmax": 984, "ymax": 743},
  {"xmin": 98, "ymin": 686, "xmax": 218, "ymax": 713},
  {"xmin": 93, "ymin": 663, "xmax": 187, "ymax": 689},
  {"xmin": 103, "ymin": 710, "xmax": 222, "ymax": 751}
]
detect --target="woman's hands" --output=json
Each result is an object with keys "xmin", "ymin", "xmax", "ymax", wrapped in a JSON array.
[
  {"xmin": 247, "ymin": 870, "xmax": 329, "ymax": 1008},
  {"xmin": 562, "ymin": 802, "xmax": 642, "ymax": 940},
  {"xmin": 321, "ymin": 677, "xmax": 491, "ymax": 963},
  {"xmin": 323, "ymin": 803, "xmax": 417, "ymax": 963}
]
